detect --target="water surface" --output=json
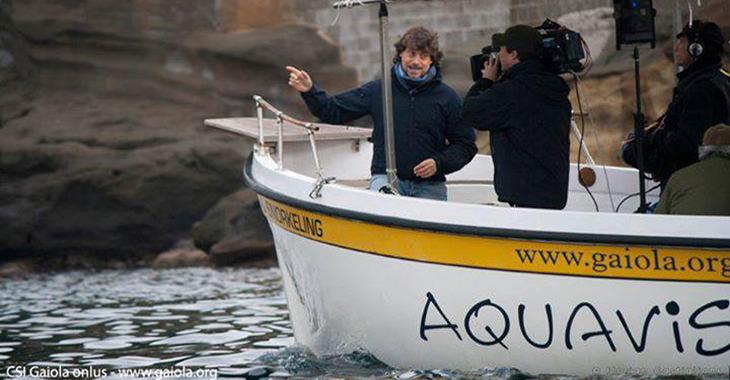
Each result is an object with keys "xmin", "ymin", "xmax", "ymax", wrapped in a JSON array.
[
  {"xmin": 0, "ymin": 268, "xmax": 393, "ymax": 379},
  {"xmin": 0, "ymin": 267, "xmax": 723, "ymax": 379}
]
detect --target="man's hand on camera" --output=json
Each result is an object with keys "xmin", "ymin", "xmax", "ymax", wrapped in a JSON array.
[
  {"xmin": 286, "ymin": 66, "xmax": 313, "ymax": 92},
  {"xmin": 414, "ymin": 158, "xmax": 437, "ymax": 178},
  {"xmin": 482, "ymin": 57, "xmax": 499, "ymax": 82}
]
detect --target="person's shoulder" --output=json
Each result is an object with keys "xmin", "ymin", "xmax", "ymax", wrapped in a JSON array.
[
  {"xmin": 361, "ymin": 80, "xmax": 380, "ymax": 90},
  {"xmin": 670, "ymin": 160, "xmax": 705, "ymax": 185},
  {"xmin": 550, "ymin": 74, "xmax": 571, "ymax": 94},
  {"xmin": 435, "ymin": 82, "xmax": 461, "ymax": 100},
  {"xmin": 491, "ymin": 75, "xmax": 523, "ymax": 94},
  {"xmin": 685, "ymin": 75, "xmax": 718, "ymax": 87},
  {"xmin": 684, "ymin": 67, "xmax": 728, "ymax": 88},
  {"xmin": 683, "ymin": 76, "xmax": 725, "ymax": 99},
  {"xmin": 351, "ymin": 80, "xmax": 380, "ymax": 96},
  {"xmin": 418, "ymin": 80, "xmax": 460, "ymax": 103}
]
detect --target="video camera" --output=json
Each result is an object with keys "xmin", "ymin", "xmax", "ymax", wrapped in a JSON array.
[
  {"xmin": 470, "ymin": 19, "xmax": 586, "ymax": 81},
  {"xmin": 469, "ymin": 46, "xmax": 498, "ymax": 82}
]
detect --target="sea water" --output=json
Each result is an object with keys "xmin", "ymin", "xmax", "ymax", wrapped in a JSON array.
[{"xmin": 0, "ymin": 267, "xmax": 721, "ymax": 379}]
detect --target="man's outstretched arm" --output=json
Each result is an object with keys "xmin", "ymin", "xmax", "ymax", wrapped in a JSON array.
[{"xmin": 287, "ymin": 65, "xmax": 371, "ymax": 125}]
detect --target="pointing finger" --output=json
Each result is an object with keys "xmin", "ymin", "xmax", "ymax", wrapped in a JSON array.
[{"xmin": 286, "ymin": 66, "xmax": 302, "ymax": 76}]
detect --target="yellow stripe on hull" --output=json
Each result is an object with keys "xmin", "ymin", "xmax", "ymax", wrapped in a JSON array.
[{"xmin": 259, "ymin": 196, "xmax": 730, "ymax": 283}]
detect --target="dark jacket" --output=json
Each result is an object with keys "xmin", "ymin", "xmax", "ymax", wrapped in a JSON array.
[
  {"xmin": 623, "ymin": 56, "xmax": 730, "ymax": 188},
  {"xmin": 462, "ymin": 60, "xmax": 572, "ymax": 209},
  {"xmin": 300, "ymin": 67, "xmax": 477, "ymax": 182}
]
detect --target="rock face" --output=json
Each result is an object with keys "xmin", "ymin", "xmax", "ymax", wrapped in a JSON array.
[
  {"xmin": 0, "ymin": 0, "xmax": 356, "ymax": 261},
  {"xmin": 0, "ymin": 94, "xmax": 249, "ymax": 257},
  {"xmin": 191, "ymin": 189, "xmax": 274, "ymax": 266},
  {"xmin": 0, "ymin": 1, "xmax": 34, "ymax": 125},
  {"xmin": 152, "ymin": 248, "xmax": 209, "ymax": 269},
  {"xmin": 1, "ymin": 0, "xmax": 728, "ymax": 266}
]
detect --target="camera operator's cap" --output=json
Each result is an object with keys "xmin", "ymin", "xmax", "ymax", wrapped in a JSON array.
[
  {"xmin": 492, "ymin": 25, "xmax": 543, "ymax": 57},
  {"xmin": 676, "ymin": 20, "xmax": 726, "ymax": 50}
]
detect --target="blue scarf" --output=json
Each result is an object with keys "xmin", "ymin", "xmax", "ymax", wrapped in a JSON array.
[{"xmin": 395, "ymin": 62, "xmax": 436, "ymax": 90}]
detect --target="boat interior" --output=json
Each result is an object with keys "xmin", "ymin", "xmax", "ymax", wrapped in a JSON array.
[{"xmin": 206, "ymin": 117, "xmax": 660, "ymax": 214}]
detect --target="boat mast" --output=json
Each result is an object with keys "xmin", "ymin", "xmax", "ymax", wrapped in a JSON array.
[
  {"xmin": 379, "ymin": 2, "xmax": 398, "ymax": 191},
  {"xmin": 333, "ymin": 0, "xmax": 398, "ymax": 192},
  {"xmin": 674, "ymin": 0, "xmax": 681, "ymax": 74}
]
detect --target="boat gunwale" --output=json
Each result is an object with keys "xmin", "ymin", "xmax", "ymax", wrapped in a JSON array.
[{"xmin": 244, "ymin": 153, "xmax": 730, "ymax": 249}]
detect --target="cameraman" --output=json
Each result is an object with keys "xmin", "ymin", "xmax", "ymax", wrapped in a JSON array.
[
  {"xmin": 621, "ymin": 20, "xmax": 730, "ymax": 190},
  {"xmin": 462, "ymin": 25, "xmax": 572, "ymax": 209}
]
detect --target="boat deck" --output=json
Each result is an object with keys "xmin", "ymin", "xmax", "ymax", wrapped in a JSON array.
[{"xmin": 204, "ymin": 118, "xmax": 372, "ymax": 142}]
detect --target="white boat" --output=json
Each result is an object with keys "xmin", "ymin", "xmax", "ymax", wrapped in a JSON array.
[{"xmin": 205, "ymin": 96, "xmax": 730, "ymax": 376}]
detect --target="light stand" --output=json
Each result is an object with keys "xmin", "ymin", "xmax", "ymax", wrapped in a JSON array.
[
  {"xmin": 632, "ymin": 46, "xmax": 648, "ymax": 213},
  {"xmin": 613, "ymin": 0, "xmax": 656, "ymax": 212}
]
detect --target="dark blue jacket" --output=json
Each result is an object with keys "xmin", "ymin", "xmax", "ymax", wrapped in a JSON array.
[
  {"xmin": 301, "ymin": 68, "xmax": 477, "ymax": 182},
  {"xmin": 462, "ymin": 60, "xmax": 572, "ymax": 209},
  {"xmin": 623, "ymin": 56, "xmax": 730, "ymax": 188}
]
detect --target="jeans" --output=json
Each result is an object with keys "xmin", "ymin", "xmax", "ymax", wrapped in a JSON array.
[{"xmin": 368, "ymin": 174, "xmax": 447, "ymax": 201}]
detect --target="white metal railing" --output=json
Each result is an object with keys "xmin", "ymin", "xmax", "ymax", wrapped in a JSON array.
[{"xmin": 253, "ymin": 95, "xmax": 335, "ymax": 199}]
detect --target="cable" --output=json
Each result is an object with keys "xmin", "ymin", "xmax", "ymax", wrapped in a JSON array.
[
  {"xmin": 578, "ymin": 36, "xmax": 593, "ymax": 75},
  {"xmin": 615, "ymin": 183, "xmax": 661, "ymax": 213},
  {"xmin": 572, "ymin": 73, "xmax": 617, "ymax": 211},
  {"xmin": 571, "ymin": 71, "xmax": 599, "ymax": 212}
]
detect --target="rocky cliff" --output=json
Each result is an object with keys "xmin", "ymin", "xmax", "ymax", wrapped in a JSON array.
[
  {"xmin": 0, "ymin": 0, "xmax": 357, "ymax": 268},
  {"xmin": 0, "ymin": 0, "xmax": 728, "ymax": 272}
]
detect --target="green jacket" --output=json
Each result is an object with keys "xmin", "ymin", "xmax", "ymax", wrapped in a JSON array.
[{"xmin": 655, "ymin": 154, "xmax": 730, "ymax": 216}]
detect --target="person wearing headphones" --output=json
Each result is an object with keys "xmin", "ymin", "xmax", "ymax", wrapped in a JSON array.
[{"xmin": 622, "ymin": 20, "xmax": 730, "ymax": 190}]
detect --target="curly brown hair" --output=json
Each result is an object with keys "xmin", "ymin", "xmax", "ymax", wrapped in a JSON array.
[{"xmin": 393, "ymin": 26, "xmax": 443, "ymax": 67}]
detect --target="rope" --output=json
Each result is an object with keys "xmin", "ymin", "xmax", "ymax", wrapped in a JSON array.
[
  {"xmin": 688, "ymin": 1, "xmax": 693, "ymax": 26},
  {"xmin": 687, "ymin": 0, "xmax": 703, "ymax": 26},
  {"xmin": 331, "ymin": 0, "xmax": 367, "ymax": 26},
  {"xmin": 572, "ymin": 72, "xmax": 617, "ymax": 212},
  {"xmin": 571, "ymin": 72, "xmax": 599, "ymax": 212}
]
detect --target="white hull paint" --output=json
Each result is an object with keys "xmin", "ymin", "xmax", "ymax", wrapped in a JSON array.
[
  {"xmin": 270, "ymin": 224, "xmax": 728, "ymax": 376},
  {"xmin": 238, "ymin": 137, "xmax": 730, "ymax": 376}
]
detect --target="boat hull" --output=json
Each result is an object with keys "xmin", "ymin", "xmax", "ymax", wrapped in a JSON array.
[
  {"xmin": 260, "ymin": 195, "xmax": 730, "ymax": 376},
  {"xmin": 205, "ymin": 113, "xmax": 730, "ymax": 376}
]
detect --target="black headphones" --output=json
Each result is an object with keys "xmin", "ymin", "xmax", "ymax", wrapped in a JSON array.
[{"xmin": 687, "ymin": 21, "xmax": 704, "ymax": 58}]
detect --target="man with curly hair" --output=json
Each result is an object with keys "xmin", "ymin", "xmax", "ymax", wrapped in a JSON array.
[{"xmin": 287, "ymin": 26, "xmax": 477, "ymax": 201}]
